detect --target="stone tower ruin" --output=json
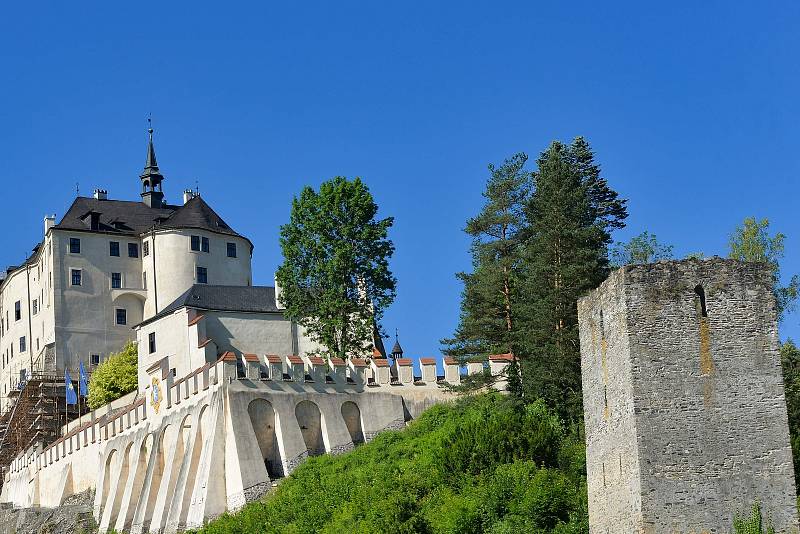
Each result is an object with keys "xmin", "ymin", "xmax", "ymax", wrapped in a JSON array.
[{"xmin": 578, "ymin": 258, "xmax": 798, "ymax": 533}]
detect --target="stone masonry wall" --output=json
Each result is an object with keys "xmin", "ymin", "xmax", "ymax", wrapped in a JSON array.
[
  {"xmin": 581, "ymin": 258, "xmax": 799, "ymax": 534},
  {"xmin": 578, "ymin": 268, "xmax": 643, "ymax": 533}
]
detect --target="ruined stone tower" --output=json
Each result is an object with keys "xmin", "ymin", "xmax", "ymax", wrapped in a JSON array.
[{"xmin": 578, "ymin": 258, "xmax": 798, "ymax": 533}]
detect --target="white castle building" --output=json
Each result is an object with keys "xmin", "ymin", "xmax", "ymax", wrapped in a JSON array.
[
  {"xmin": 0, "ymin": 130, "xmax": 513, "ymax": 533},
  {"xmin": 0, "ymin": 127, "xmax": 301, "ymax": 411}
]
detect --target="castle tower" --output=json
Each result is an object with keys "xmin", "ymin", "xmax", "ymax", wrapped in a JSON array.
[
  {"xmin": 578, "ymin": 258, "xmax": 798, "ymax": 533},
  {"xmin": 140, "ymin": 124, "xmax": 165, "ymax": 208}
]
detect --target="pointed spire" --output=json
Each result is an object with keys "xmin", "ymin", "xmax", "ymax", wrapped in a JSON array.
[{"xmin": 140, "ymin": 118, "xmax": 164, "ymax": 184}]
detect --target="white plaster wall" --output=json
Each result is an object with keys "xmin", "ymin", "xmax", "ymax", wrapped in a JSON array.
[
  {"xmin": 143, "ymin": 230, "xmax": 251, "ymax": 319},
  {"xmin": 51, "ymin": 230, "xmax": 142, "ymax": 373}
]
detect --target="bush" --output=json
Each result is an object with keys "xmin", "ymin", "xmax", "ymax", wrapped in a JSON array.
[
  {"xmin": 87, "ymin": 341, "xmax": 138, "ymax": 410},
  {"xmin": 733, "ymin": 502, "xmax": 775, "ymax": 534},
  {"xmin": 192, "ymin": 393, "xmax": 588, "ymax": 533}
]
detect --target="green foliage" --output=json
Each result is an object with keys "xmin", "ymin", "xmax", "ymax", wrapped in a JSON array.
[
  {"xmin": 733, "ymin": 502, "xmax": 775, "ymax": 534},
  {"xmin": 86, "ymin": 341, "xmax": 138, "ymax": 410},
  {"xmin": 192, "ymin": 394, "xmax": 588, "ymax": 534},
  {"xmin": 276, "ymin": 177, "xmax": 396, "ymax": 359},
  {"xmin": 442, "ymin": 153, "xmax": 532, "ymax": 364},
  {"xmin": 518, "ymin": 138, "xmax": 627, "ymax": 421},
  {"xmin": 609, "ymin": 231, "xmax": 673, "ymax": 267},
  {"xmin": 781, "ymin": 339, "xmax": 800, "ymax": 491},
  {"xmin": 729, "ymin": 217, "xmax": 799, "ymax": 321}
]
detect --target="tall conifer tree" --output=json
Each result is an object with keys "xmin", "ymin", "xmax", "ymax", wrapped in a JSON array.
[
  {"xmin": 442, "ymin": 153, "xmax": 532, "ymax": 362},
  {"xmin": 519, "ymin": 138, "xmax": 627, "ymax": 419}
]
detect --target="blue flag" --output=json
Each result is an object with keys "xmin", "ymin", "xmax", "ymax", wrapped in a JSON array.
[
  {"xmin": 65, "ymin": 369, "xmax": 78, "ymax": 405},
  {"xmin": 79, "ymin": 361, "xmax": 89, "ymax": 397}
]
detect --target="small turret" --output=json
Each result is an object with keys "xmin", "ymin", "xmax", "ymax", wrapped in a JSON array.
[{"xmin": 391, "ymin": 330, "xmax": 403, "ymax": 360}]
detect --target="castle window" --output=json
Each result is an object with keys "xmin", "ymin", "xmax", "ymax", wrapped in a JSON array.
[
  {"xmin": 599, "ymin": 309, "xmax": 605, "ymax": 338},
  {"xmin": 71, "ymin": 269, "xmax": 82, "ymax": 286},
  {"xmin": 128, "ymin": 243, "xmax": 139, "ymax": 258},
  {"xmin": 197, "ymin": 266, "xmax": 208, "ymax": 284},
  {"xmin": 148, "ymin": 332, "xmax": 156, "ymax": 354},
  {"xmin": 69, "ymin": 238, "xmax": 81, "ymax": 254},
  {"xmin": 14, "ymin": 301, "xmax": 20, "ymax": 321},
  {"xmin": 143, "ymin": 272, "xmax": 147, "ymax": 290},
  {"xmin": 32, "ymin": 299, "xmax": 38, "ymax": 315},
  {"xmin": 227, "ymin": 242, "xmax": 237, "ymax": 258},
  {"xmin": 143, "ymin": 240, "xmax": 150, "ymax": 257},
  {"xmin": 109, "ymin": 241, "xmax": 120, "ymax": 257},
  {"xmin": 201, "ymin": 236, "xmax": 210, "ymax": 253},
  {"xmin": 115, "ymin": 308, "xmax": 127, "ymax": 326},
  {"xmin": 91, "ymin": 354, "xmax": 100, "ymax": 367},
  {"xmin": 171, "ymin": 367, "xmax": 177, "ymax": 377},
  {"xmin": 694, "ymin": 285, "xmax": 708, "ymax": 317},
  {"xmin": 19, "ymin": 336, "xmax": 25, "ymax": 353},
  {"xmin": 111, "ymin": 272, "xmax": 121, "ymax": 289},
  {"xmin": 190, "ymin": 235, "xmax": 201, "ymax": 251}
]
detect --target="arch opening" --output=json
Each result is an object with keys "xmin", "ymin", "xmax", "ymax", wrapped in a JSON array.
[
  {"xmin": 694, "ymin": 285, "xmax": 708, "ymax": 317},
  {"xmin": 248, "ymin": 399, "xmax": 283, "ymax": 478},
  {"xmin": 295, "ymin": 400, "xmax": 325, "ymax": 457},
  {"xmin": 341, "ymin": 401, "xmax": 364, "ymax": 446}
]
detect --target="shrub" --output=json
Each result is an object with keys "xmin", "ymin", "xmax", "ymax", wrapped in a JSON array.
[
  {"xmin": 192, "ymin": 393, "xmax": 588, "ymax": 533},
  {"xmin": 733, "ymin": 502, "xmax": 775, "ymax": 534},
  {"xmin": 87, "ymin": 341, "xmax": 138, "ymax": 410}
]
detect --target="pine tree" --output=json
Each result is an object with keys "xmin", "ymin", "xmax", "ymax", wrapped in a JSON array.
[
  {"xmin": 518, "ymin": 139, "xmax": 627, "ymax": 420},
  {"xmin": 442, "ymin": 153, "xmax": 532, "ymax": 363}
]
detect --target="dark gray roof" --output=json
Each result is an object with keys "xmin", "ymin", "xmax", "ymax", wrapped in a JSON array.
[
  {"xmin": 52, "ymin": 195, "xmax": 249, "ymax": 245},
  {"xmin": 138, "ymin": 284, "xmax": 280, "ymax": 326},
  {"xmin": 54, "ymin": 197, "xmax": 176, "ymax": 235}
]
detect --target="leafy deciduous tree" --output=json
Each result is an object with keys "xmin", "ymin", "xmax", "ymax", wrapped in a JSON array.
[
  {"xmin": 728, "ymin": 217, "xmax": 799, "ymax": 321},
  {"xmin": 609, "ymin": 231, "xmax": 674, "ymax": 267},
  {"xmin": 276, "ymin": 177, "xmax": 396, "ymax": 360},
  {"xmin": 87, "ymin": 341, "xmax": 138, "ymax": 410}
]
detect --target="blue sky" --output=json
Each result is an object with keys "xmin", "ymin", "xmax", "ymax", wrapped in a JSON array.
[{"xmin": 1, "ymin": 2, "xmax": 798, "ymax": 360}]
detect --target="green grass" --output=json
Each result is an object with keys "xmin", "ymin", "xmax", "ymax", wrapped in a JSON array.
[{"xmin": 192, "ymin": 393, "xmax": 588, "ymax": 533}]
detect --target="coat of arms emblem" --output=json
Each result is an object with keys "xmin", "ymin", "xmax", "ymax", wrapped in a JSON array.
[{"xmin": 150, "ymin": 376, "xmax": 162, "ymax": 414}]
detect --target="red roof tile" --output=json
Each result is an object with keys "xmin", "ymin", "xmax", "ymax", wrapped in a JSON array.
[
  {"xmin": 394, "ymin": 358, "xmax": 413, "ymax": 366},
  {"xmin": 287, "ymin": 355, "xmax": 304, "ymax": 365},
  {"xmin": 308, "ymin": 356, "xmax": 326, "ymax": 366},
  {"xmin": 221, "ymin": 351, "xmax": 237, "ymax": 362},
  {"xmin": 187, "ymin": 314, "xmax": 205, "ymax": 327},
  {"xmin": 488, "ymin": 353, "xmax": 514, "ymax": 362},
  {"xmin": 329, "ymin": 357, "xmax": 347, "ymax": 367},
  {"xmin": 419, "ymin": 358, "xmax": 437, "ymax": 365},
  {"xmin": 372, "ymin": 359, "xmax": 390, "ymax": 367},
  {"xmin": 243, "ymin": 353, "xmax": 260, "ymax": 362},
  {"xmin": 266, "ymin": 354, "xmax": 282, "ymax": 364},
  {"xmin": 350, "ymin": 358, "xmax": 368, "ymax": 367},
  {"xmin": 443, "ymin": 357, "xmax": 459, "ymax": 365}
]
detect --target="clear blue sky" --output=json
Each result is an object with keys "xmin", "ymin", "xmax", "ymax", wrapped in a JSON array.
[{"xmin": 1, "ymin": 2, "xmax": 798, "ymax": 360}]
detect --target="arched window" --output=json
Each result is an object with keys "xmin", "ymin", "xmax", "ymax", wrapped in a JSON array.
[{"xmin": 694, "ymin": 285, "xmax": 708, "ymax": 318}]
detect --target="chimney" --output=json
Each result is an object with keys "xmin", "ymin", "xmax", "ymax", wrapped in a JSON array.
[
  {"xmin": 44, "ymin": 215, "xmax": 56, "ymax": 235},
  {"xmin": 93, "ymin": 189, "xmax": 108, "ymax": 200},
  {"xmin": 183, "ymin": 189, "xmax": 195, "ymax": 204}
]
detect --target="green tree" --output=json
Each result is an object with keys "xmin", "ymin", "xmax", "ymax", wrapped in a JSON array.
[
  {"xmin": 87, "ymin": 341, "xmax": 138, "ymax": 410},
  {"xmin": 276, "ymin": 177, "xmax": 396, "ymax": 360},
  {"xmin": 780, "ymin": 339, "xmax": 800, "ymax": 491},
  {"xmin": 728, "ymin": 217, "xmax": 799, "ymax": 321},
  {"xmin": 609, "ymin": 231, "xmax": 674, "ymax": 267},
  {"xmin": 519, "ymin": 138, "xmax": 627, "ymax": 420},
  {"xmin": 442, "ymin": 153, "xmax": 532, "ymax": 363}
]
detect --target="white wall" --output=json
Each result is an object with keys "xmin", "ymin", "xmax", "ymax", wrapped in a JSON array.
[{"xmin": 143, "ymin": 230, "xmax": 252, "ymax": 319}]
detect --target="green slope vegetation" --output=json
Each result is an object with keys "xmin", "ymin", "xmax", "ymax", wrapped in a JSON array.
[{"xmin": 193, "ymin": 393, "xmax": 588, "ymax": 534}]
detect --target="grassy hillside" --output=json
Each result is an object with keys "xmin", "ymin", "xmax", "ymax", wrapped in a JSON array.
[{"xmin": 193, "ymin": 393, "xmax": 588, "ymax": 533}]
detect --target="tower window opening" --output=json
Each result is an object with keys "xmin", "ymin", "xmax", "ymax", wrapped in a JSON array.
[
  {"xmin": 599, "ymin": 309, "xmax": 605, "ymax": 338},
  {"xmin": 694, "ymin": 285, "xmax": 708, "ymax": 317}
]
